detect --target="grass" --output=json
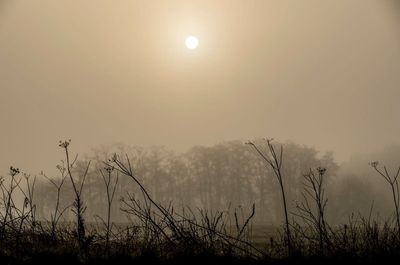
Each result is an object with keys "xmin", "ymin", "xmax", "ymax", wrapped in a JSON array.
[{"xmin": 1, "ymin": 139, "xmax": 400, "ymax": 264}]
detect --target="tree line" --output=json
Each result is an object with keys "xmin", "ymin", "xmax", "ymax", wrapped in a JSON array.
[{"xmin": 34, "ymin": 139, "xmax": 341, "ymax": 224}]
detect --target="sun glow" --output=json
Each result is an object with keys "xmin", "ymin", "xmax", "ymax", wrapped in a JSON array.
[{"xmin": 185, "ymin": 36, "xmax": 199, "ymax": 49}]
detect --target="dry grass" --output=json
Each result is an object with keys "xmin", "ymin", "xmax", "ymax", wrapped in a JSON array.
[{"xmin": 1, "ymin": 140, "xmax": 400, "ymax": 264}]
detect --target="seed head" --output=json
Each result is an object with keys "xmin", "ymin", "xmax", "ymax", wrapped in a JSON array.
[
  {"xmin": 58, "ymin": 139, "xmax": 71, "ymax": 148},
  {"xmin": 105, "ymin": 165, "xmax": 114, "ymax": 173},
  {"xmin": 369, "ymin": 161, "xmax": 379, "ymax": 168},
  {"xmin": 109, "ymin": 153, "xmax": 118, "ymax": 163},
  {"xmin": 10, "ymin": 166, "xmax": 20, "ymax": 177},
  {"xmin": 317, "ymin": 167, "xmax": 326, "ymax": 175},
  {"xmin": 24, "ymin": 197, "xmax": 29, "ymax": 208}
]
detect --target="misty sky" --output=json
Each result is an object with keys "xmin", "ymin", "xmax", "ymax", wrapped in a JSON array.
[{"xmin": 1, "ymin": 0, "xmax": 399, "ymax": 175}]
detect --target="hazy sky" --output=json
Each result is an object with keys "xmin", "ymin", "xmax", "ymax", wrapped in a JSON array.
[{"xmin": 1, "ymin": 0, "xmax": 399, "ymax": 175}]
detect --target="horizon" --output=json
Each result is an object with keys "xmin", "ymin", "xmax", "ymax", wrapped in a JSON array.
[{"xmin": 1, "ymin": 0, "xmax": 400, "ymax": 175}]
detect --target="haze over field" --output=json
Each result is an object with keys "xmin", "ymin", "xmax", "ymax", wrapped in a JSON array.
[
  {"xmin": 1, "ymin": 0, "xmax": 400, "ymax": 175},
  {"xmin": 2, "ymin": 2, "xmax": 400, "ymax": 264}
]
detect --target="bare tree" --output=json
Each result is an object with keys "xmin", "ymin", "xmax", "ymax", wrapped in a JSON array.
[
  {"xmin": 41, "ymin": 164, "xmax": 70, "ymax": 239},
  {"xmin": 0, "ymin": 166, "xmax": 21, "ymax": 237},
  {"xmin": 98, "ymin": 165, "xmax": 119, "ymax": 246},
  {"xmin": 369, "ymin": 161, "xmax": 400, "ymax": 235},
  {"xmin": 293, "ymin": 167, "xmax": 330, "ymax": 255},
  {"xmin": 247, "ymin": 139, "xmax": 292, "ymax": 256},
  {"xmin": 59, "ymin": 140, "xmax": 91, "ymax": 248}
]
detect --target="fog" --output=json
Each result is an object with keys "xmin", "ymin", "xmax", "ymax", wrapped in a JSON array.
[
  {"xmin": 1, "ymin": 0, "xmax": 400, "ymax": 175},
  {"xmin": 27, "ymin": 140, "xmax": 400, "ymax": 225},
  {"xmin": 1, "ymin": 1, "xmax": 400, "ymax": 224}
]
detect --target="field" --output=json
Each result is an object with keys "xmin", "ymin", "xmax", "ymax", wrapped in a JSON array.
[{"xmin": 1, "ymin": 141, "xmax": 400, "ymax": 265}]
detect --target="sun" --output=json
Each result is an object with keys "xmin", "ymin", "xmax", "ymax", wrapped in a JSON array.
[{"xmin": 185, "ymin": 36, "xmax": 199, "ymax": 50}]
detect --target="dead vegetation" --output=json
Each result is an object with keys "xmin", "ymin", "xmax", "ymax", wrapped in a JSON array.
[{"xmin": 0, "ymin": 139, "xmax": 400, "ymax": 264}]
